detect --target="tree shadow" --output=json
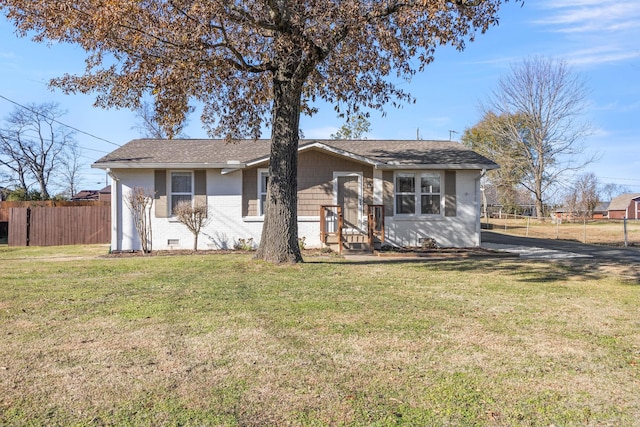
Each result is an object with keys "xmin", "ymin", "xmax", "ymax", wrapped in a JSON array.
[{"xmin": 310, "ymin": 256, "xmax": 640, "ymax": 285}]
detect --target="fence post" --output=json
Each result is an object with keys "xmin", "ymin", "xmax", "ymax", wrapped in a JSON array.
[
  {"xmin": 25, "ymin": 207, "xmax": 31, "ymax": 247},
  {"xmin": 624, "ymin": 217, "xmax": 628, "ymax": 247},
  {"xmin": 583, "ymin": 218, "xmax": 586, "ymax": 244}
]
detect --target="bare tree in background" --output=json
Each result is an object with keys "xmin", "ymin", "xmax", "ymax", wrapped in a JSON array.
[
  {"xmin": 482, "ymin": 57, "xmax": 595, "ymax": 218},
  {"xmin": 563, "ymin": 172, "xmax": 600, "ymax": 220},
  {"xmin": 125, "ymin": 187, "xmax": 154, "ymax": 254},
  {"xmin": 59, "ymin": 141, "xmax": 83, "ymax": 198},
  {"xmin": 174, "ymin": 200, "xmax": 211, "ymax": 251},
  {"xmin": 574, "ymin": 172, "xmax": 600, "ymax": 219},
  {"xmin": 601, "ymin": 182, "xmax": 631, "ymax": 201},
  {"xmin": 0, "ymin": 102, "xmax": 75, "ymax": 199},
  {"xmin": 0, "ymin": 132, "xmax": 30, "ymax": 192}
]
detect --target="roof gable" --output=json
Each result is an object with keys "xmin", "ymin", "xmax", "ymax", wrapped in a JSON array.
[
  {"xmin": 608, "ymin": 193, "xmax": 640, "ymax": 211},
  {"xmin": 93, "ymin": 138, "xmax": 498, "ymax": 170}
]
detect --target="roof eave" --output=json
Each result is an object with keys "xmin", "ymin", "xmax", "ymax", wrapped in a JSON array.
[
  {"xmin": 92, "ymin": 162, "xmax": 246, "ymax": 170},
  {"xmin": 376, "ymin": 163, "xmax": 499, "ymax": 170}
]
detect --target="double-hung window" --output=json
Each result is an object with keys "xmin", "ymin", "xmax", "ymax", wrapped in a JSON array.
[
  {"xmin": 394, "ymin": 172, "xmax": 442, "ymax": 215},
  {"xmin": 258, "ymin": 169, "xmax": 269, "ymax": 216},
  {"xmin": 170, "ymin": 171, "xmax": 193, "ymax": 214},
  {"xmin": 420, "ymin": 172, "xmax": 441, "ymax": 214},
  {"xmin": 395, "ymin": 173, "xmax": 416, "ymax": 214}
]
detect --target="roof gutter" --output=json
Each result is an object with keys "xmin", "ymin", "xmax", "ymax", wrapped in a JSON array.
[
  {"xmin": 105, "ymin": 168, "xmax": 119, "ymax": 182},
  {"xmin": 93, "ymin": 162, "xmax": 246, "ymax": 170},
  {"xmin": 376, "ymin": 163, "xmax": 499, "ymax": 170}
]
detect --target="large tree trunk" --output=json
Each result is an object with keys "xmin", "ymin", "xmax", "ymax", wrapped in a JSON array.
[{"xmin": 254, "ymin": 74, "xmax": 304, "ymax": 263}]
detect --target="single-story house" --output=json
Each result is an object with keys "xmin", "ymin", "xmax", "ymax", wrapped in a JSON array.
[
  {"xmin": 92, "ymin": 139, "xmax": 498, "ymax": 252},
  {"xmin": 607, "ymin": 193, "xmax": 640, "ymax": 220},
  {"xmin": 593, "ymin": 201, "xmax": 609, "ymax": 220},
  {"xmin": 71, "ymin": 189, "xmax": 99, "ymax": 201}
]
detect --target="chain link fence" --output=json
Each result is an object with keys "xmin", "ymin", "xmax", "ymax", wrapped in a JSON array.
[{"xmin": 482, "ymin": 214, "xmax": 640, "ymax": 247}]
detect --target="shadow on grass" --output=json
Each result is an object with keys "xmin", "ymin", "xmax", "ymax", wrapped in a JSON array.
[{"xmin": 314, "ymin": 256, "xmax": 640, "ymax": 285}]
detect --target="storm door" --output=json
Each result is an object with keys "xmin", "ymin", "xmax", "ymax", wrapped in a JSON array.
[{"xmin": 335, "ymin": 173, "xmax": 362, "ymax": 232}]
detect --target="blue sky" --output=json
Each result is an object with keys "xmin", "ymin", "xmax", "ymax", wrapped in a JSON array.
[{"xmin": 1, "ymin": 0, "xmax": 639, "ymax": 194}]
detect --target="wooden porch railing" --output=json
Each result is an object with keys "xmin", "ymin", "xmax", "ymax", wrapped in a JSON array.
[
  {"xmin": 320, "ymin": 205, "xmax": 343, "ymax": 253},
  {"xmin": 367, "ymin": 204, "xmax": 385, "ymax": 250},
  {"xmin": 321, "ymin": 204, "xmax": 385, "ymax": 253}
]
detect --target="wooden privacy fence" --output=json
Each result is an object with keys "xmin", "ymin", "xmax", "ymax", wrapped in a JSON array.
[{"xmin": 3, "ymin": 203, "xmax": 110, "ymax": 246}]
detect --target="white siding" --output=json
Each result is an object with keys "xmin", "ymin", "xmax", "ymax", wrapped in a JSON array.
[
  {"xmin": 383, "ymin": 170, "xmax": 481, "ymax": 248},
  {"xmin": 110, "ymin": 168, "xmax": 483, "ymax": 251}
]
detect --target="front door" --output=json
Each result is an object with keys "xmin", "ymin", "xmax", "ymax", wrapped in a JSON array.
[{"xmin": 336, "ymin": 174, "xmax": 361, "ymax": 232}]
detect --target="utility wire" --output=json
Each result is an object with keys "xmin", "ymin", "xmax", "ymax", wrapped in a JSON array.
[
  {"xmin": 0, "ymin": 94, "xmax": 122, "ymax": 148},
  {"xmin": 599, "ymin": 176, "xmax": 640, "ymax": 182}
]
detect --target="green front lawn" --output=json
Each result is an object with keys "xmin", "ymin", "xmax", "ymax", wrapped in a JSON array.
[{"xmin": 1, "ymin": 246, "xmax": 638, "ymax": 426}]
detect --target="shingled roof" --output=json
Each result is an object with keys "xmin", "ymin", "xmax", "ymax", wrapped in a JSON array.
[
  {"xmin": 608, "ymin": 193, "xmax": 640, "ymax": 211},
  {"xmin": 93, "ymin": 138, "xmax": 498, "ymax": 170}
]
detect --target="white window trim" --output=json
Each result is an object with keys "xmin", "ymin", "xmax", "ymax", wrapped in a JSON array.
[
  {"xmin": 257, "ymin": 168, "xmax": 269, "ymax": 217},
  {"xmin": 333, "ymin": 171, "xmax": 364, "ymax": 228},
  {"xmin": 169, "ymin": 170, "xmax": 194, "ymax": 217},
  {"xmin": 393, "ymin": 171, "xmax": 444, "ymax": 217}
]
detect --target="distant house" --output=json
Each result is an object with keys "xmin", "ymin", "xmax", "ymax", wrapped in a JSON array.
[
  {"xmin": 607, "ymin": 193, "xmax": 640, "ymax": 220},
  {"xmin": 71, "ymin": 186, "xmax": 111, "ymax": 202},
  {"xmin": 552, "ymin": 201, "xmax": 611, "ymax": 221},
  {"xmin": 551, "ymin": 208, "xmax": 577, "ymax": 222},
  {"xmin": 93, "ymin": 138, "xmax": 498, "ymax": 252},
  {"xmin": 592, "ymin": 201, "xmax": 610, "ymax": 220},
  {"xmin": 98, "ymin": 185, "xmax": 111, "ymax": 202},
  {"xmin": 71, "ymin": 189, "xmax": 99, "ymax": 201}
]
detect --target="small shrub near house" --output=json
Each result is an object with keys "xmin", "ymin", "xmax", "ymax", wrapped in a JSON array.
[{"xmin": 234, "ymin": 237, "xmax": 254, "ymax": 251}]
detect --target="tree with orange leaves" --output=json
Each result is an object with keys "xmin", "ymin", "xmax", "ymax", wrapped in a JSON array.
[{"xmin": 1, "ymin": 0, "xmax": 519, "ymax": 262}]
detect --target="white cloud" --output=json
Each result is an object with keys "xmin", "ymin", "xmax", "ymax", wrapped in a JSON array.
[
  {"xmin": 534, "ymin": 1, "xmax": 640, "ymax": 66},
  {"xmin": 536, "ymin": 1, "xmax": 640, "ymax": 33}
]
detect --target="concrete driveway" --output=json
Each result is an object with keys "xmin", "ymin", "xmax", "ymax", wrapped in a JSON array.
[{"xmin": 482, "ymin": 231, "xmax": 640, "ymax": 264}]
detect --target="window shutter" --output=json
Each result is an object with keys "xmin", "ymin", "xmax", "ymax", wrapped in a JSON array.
[
  {"xmin": 382, "ymin": 171, "xmax": 394, "ymax": 217},
  {"xmin": 154, "ymin": 170, "xmax": 168, "ymax": 218},
  {"xmin": 444, "ymin": 171, "xmax": 456, "ymax": 217},
  {"xmin": 194, "ymin": 170, "xmax": 207, "ymax": 216}
]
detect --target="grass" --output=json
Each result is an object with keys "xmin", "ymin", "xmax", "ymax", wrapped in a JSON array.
[{"xmin": 1, "ymin": 245, "xmax": 639, "ymax": 426}]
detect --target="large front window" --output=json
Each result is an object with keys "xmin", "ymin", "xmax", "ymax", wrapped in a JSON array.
[
  {"xmin": 171, "ymin": 171, "xmax": 193, "ymax": 214},
  {"xmin": 395, "ymin": 172, "xmax": 442, "ymax": 215}
]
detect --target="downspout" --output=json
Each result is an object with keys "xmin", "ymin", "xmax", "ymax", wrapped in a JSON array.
[
  {"xmin": 106, "ymin": 168, "xmax": 121, "ymax": 252},
  {"xmin": 474, "ymin": 169, "xmax": 487, "ymax": 247}
]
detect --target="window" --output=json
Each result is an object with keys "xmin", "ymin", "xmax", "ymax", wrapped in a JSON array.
[
  {"xmin": 170, "ymin": 171, "xmax": 193, "ymax": 214},
  {"xmin": 258, "ymin": 169, "xmax": 269, "ymax": 216},
  {"xmin": 395, "ymin": 173, "xmax": 416, "ymax": 214},
  {"xmin": 394, "ymin": 172, "xmax": 442, "ymax": 215},
  {"xmin": 420, "ymin": 172, "xmax": 441, "ymax": 215}
]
